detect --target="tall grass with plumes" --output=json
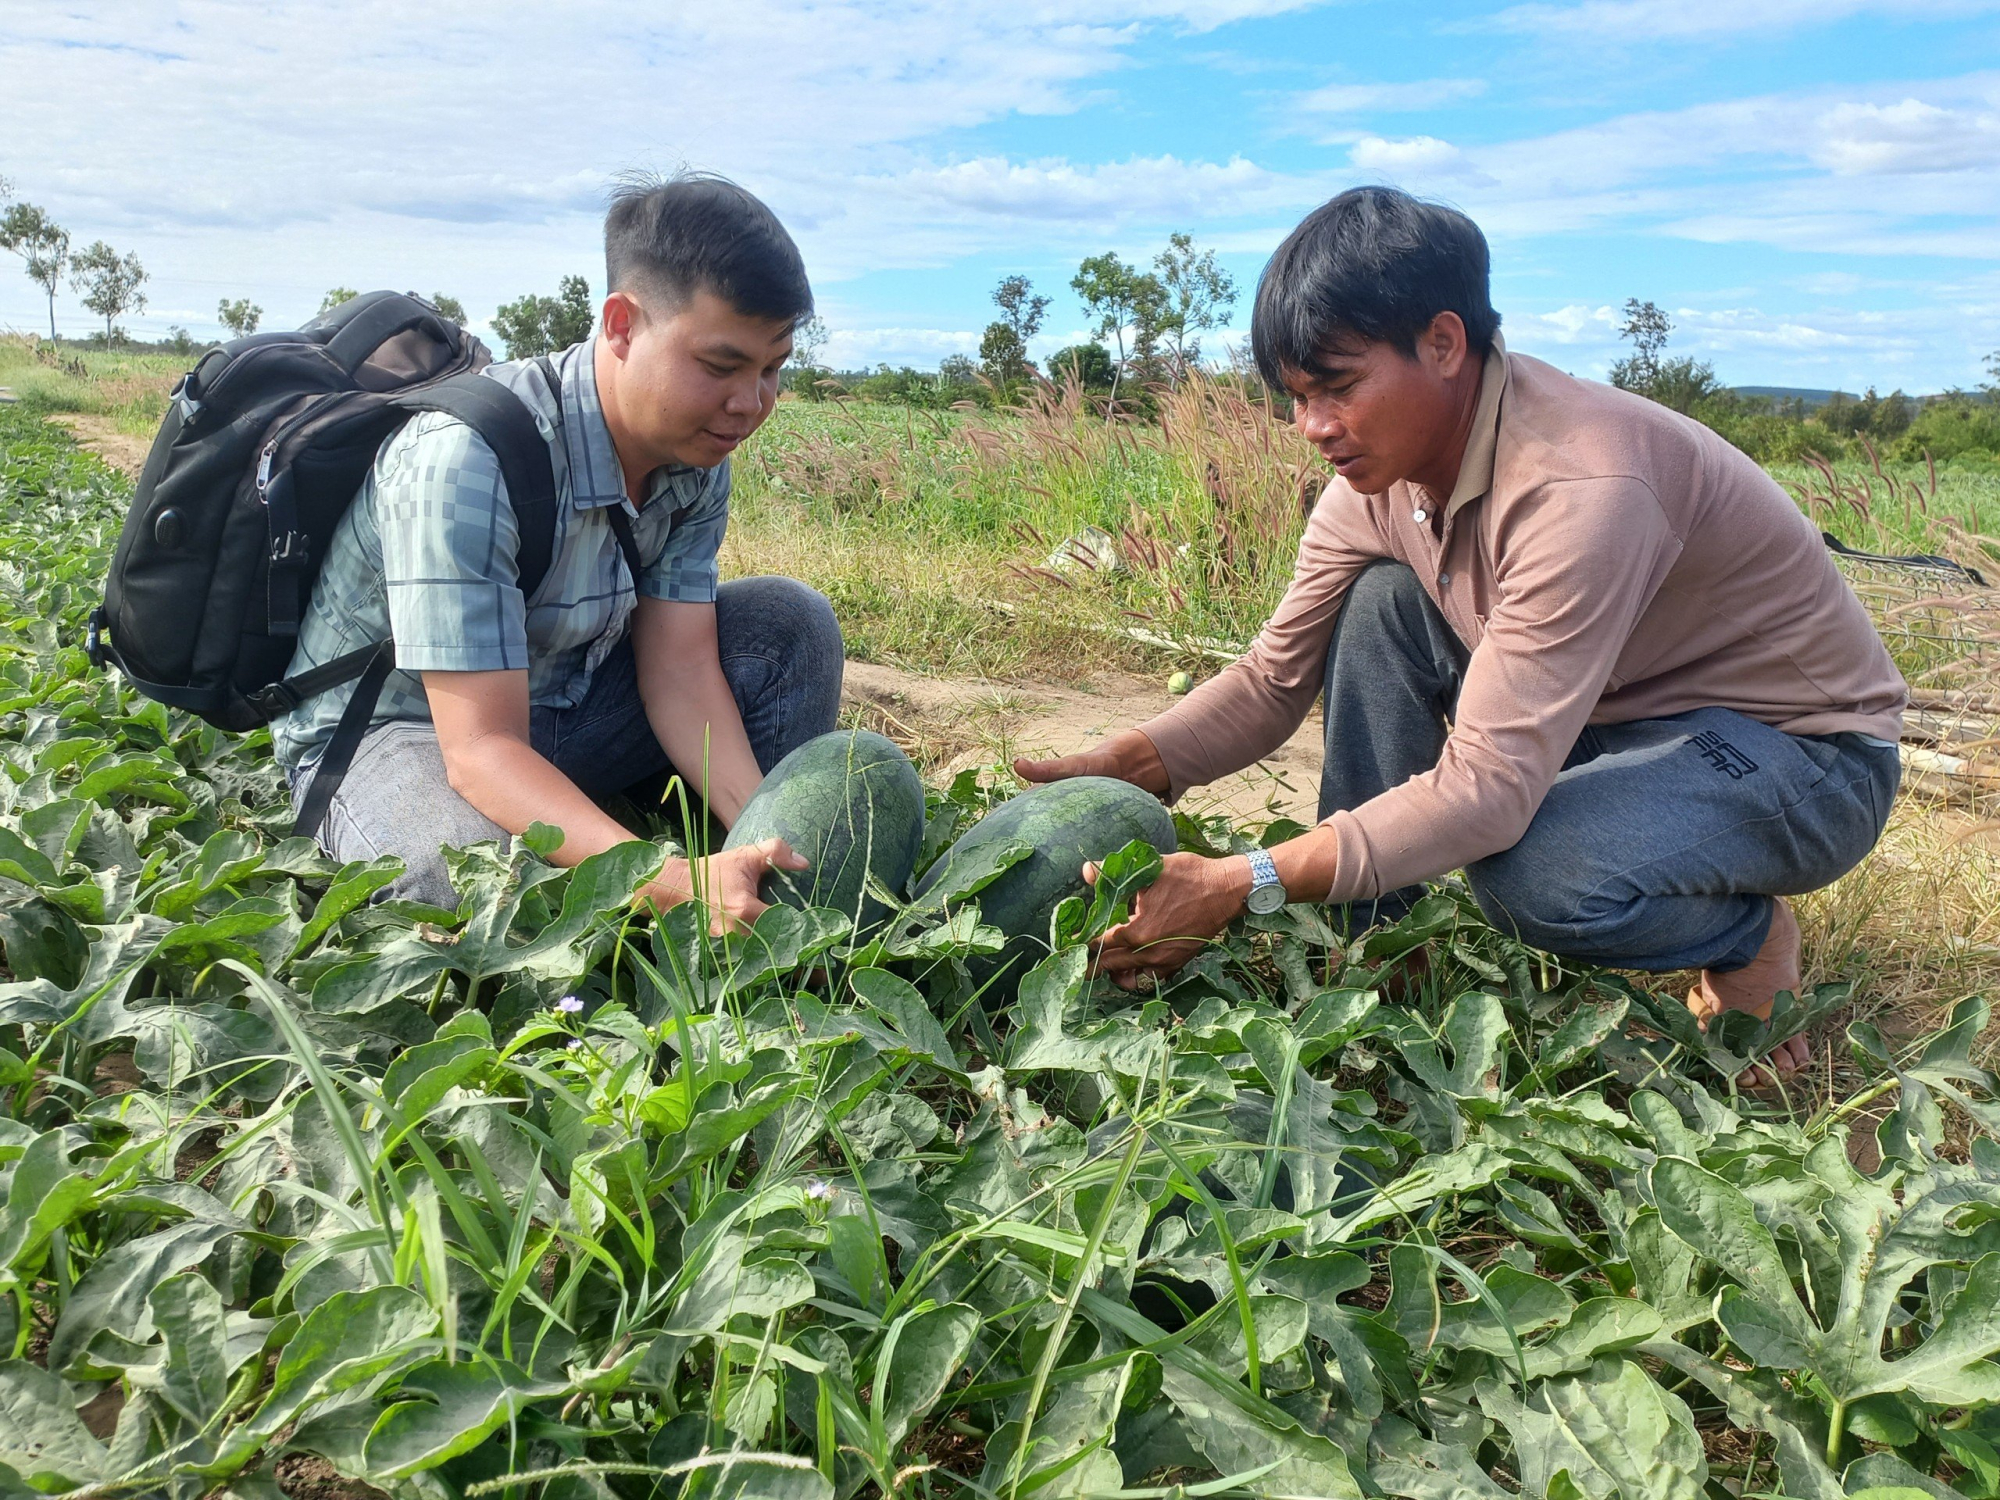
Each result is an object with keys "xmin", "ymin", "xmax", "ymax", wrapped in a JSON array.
[{"xmin": 731, "ymin": 375, "xmax": 1324, "ymax": 667}]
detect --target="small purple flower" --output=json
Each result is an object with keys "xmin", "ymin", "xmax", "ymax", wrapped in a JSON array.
[
  {"xmin": 804, "ymin": 1179, "xmax": 837, "ymax": 1203},
  {"xmin": 566, "ymin": 1038, "xmax": 583, "ymax": 1051},
  {"xmin": 555, "ymin": 995, "xmax": 584, "ymax": 1015}
]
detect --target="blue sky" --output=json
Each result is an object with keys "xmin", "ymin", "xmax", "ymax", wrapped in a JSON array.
[{"xmin": 3, "ymin": 0, "xmax": 1997, "ymax": 391}]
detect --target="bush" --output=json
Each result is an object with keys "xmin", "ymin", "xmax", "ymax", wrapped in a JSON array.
[
  {"xmin": 852, "ymin": 362, "xmax": 983, "ymax": 409},
  {"xmin": 1893, "ymin": 396, "xmax": 2000, "ymax": 462},
  {"xmin": 1048, "ymin": 342, "xmax": 1114, "ymax": 392}
]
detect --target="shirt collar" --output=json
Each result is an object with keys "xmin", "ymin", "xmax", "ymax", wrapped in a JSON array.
[
  {"xmin": 1443, "ymin": 331, "xmax": 1509, "ymax": 520},
  {"xmin": 556, "ymin": 337, "xmax": 705, "ymax": 512}
]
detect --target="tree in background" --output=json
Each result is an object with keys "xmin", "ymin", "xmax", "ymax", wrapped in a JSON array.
[
  {"xmin": 0, "ymin": 203, "xmax": 71, "ymax": 339},
  {"xmin": 1048, "ymin": 342, "xmax": 1114, "ymax": 393},
  {"xmin": 69, "ymin": 241, "xmax": 147, "ymax": 344},
  {"xmin": 492, "ymin": 275, "xmax": 594, "ymax": 358},
  {"xmin": 1071, "ymin": 252, "xmax": 1164, "ymax": 400},
  {"xmin": 1609, "ymin": 298, "xmax": 1718, "ymax": 416},
  {"xmin": 784, "ymin": 313, "xmax": 830, "ymax": 396},
  {"xmin": 1985, "ymin": 350, "xmax": 1999, "ymax": 404},
  {"xmin": 429, "ymin": 293, "xmax": 467, "ymax": 324},
  {"xmin": 980, "ymin": 275, "xmax": 1049, "ymax": 389},
  {"xmin": 319, "ymin": 287, "xmax": 359, "ymax": 315},
  {"xmin": 1152, "ymin": 232, "xmax": 1236, "ymax": 381},
  {"xmin": 217, "ymin": 298, "xmax": 262, "ymax": 337},
  {"xmin": 1821, "ymin": 387, "xmax": 1914, "ymax": 441},
  {"xmin": 1609, "ymin": 299, "xmax": 1672, "ymax": 392}
]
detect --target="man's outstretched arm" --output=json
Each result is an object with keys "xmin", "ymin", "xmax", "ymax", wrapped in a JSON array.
[
  {"xmin": 630, "ymin": 597, "xmax": 765, "ymax": 827},
  {"xmin": 424, "ymin": 666, "xmax": 800, "ymax": 927}
]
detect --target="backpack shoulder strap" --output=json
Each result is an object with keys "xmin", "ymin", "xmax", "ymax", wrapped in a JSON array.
[
  {"xmin": 279, "ymin": 375, "xmax": 558, "ymax": 845},
  {"xmin": 1820, "ymin": 530, "xmax": 1989, "ymax": 588},
  {"xmin": 394, "ymin": 375, "xmax": 560, "ymax": 597},
  {"xmin": 532, "ymin": 353, "xmax": 645, "ymax": 583}
]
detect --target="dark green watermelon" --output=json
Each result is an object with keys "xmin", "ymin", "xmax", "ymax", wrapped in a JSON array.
[
  {"xmin": 915, "ymin": 776, "xmax": 1176, "ymax": 978},
  {"xmin": 724, "ymin": 730, "xmax": 925, "ymax": 928}
]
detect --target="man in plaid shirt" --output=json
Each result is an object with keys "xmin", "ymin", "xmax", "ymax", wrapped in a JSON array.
[{"xmin": 276, "ymin": 174, "xmax": 840, "ymax": 926}]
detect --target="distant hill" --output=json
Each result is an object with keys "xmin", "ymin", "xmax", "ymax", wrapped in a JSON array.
[
  {"xmin": 1731, "ymin": 386, "xmax": 1849, "ymax": 409},
  {"xmin": 1731, "ymin": 385, "xmax": 1948, "ymax": 409}
]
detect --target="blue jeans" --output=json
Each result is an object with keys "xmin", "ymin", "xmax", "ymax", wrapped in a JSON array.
[
  {"xmin": 1320, "ymin": 562, "xmax": 1900, "ymax": 972},
  {"xmin": 293, "ymin": 576, "xmax": 845, "ymax": 908}
]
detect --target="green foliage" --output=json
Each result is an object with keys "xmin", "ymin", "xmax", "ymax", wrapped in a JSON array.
[
  {"xmin": 1152, "ymin": 231, "xmax": 1238, "ymax": 379},
  {"xmin": 9, "ymin": 404, "xmax": 2000, "ymax": 1497},
  {"xmin": 1895, "ymin": 395, "xmax": 2000, "ymax": 462},
  {"xmin": 430, "ymin": 292, "xmax": 468, "ymax": 325},
  {"xmin": 493, "ymin": 274, "xmax": 595, "ymax": 358},
  {"xmin": 216, "ymin": 297, "xmax": 261, "ymax": 338},
  {"xmin": 1049, "ymin": 342, "xmax": 1115, "ymax": 392},
  {"xmin": 0, "ymin": 203, "xmax": 69, "ymax": 340},
  {"xmin": 317, "ymin": 286, "xmax": 358, "ymax": 315},
  {"xmin": 978, "ymin": 320, "xmax": 1034, "ymax": 389},
  {"xmin": 1072, "ymin": 251, "xmax": 1168, "ymax": 396},
  {"xmin": 980, "ymin": 276, "xmax": 1050, "ymax": 391}
]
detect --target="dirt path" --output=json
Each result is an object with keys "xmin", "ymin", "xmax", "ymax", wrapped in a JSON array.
[
  {"xmin": 843, "ymin": 659, "xmax": 1322, "ymax": 827},
  {"xmin": 58, "ymin": 407, "xmax": 1319, "ymax": 823},
  {"xmin": 51, "ymin": 411, "xmax": 154, "ymax": 474}
]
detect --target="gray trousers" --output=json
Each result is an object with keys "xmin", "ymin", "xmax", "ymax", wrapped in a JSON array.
[
  {"xmin": 290, "ymin": 576, "xmax": 844, "ymax": 909},
  {"xmin": 1322, "ymin": 562, "xmax": 1900, "ymax": 972}
]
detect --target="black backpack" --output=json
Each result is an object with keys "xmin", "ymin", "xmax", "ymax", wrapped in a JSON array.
[{"xmin": 87, "ymin": 291, "xmax": 560, "ymax": 837}]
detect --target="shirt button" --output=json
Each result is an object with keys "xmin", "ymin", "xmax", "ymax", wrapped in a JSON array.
[
  {"xmin": 1438, "ymin": 570, "xmax": 1451, "ymax": 586},
  {"xmin": 1412, "ymin": 508, "xmax": 1428, "ymax": 524}
]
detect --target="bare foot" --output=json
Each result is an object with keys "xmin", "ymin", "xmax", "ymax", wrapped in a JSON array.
[{"xmin": 1685, "ymin": 897, "xmax": 1809, "ymax": 1089}]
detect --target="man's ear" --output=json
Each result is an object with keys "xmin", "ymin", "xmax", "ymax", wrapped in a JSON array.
[
  {"xmin": 601, "ymin": 292, "xmax": 642, "ymax": 357},
  {"xmin": 1423, "ymin": 310, "xmax": 1470, "ymax": 380}
]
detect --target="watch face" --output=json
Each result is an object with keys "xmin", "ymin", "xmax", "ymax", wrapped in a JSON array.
[{"xmin": 1246, "ymin": 883, "xmax": 1287, "ymax": 915}]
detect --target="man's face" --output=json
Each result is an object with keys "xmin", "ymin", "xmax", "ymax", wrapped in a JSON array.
[
  {"xmin": 602, "ymin": 286, "xmax": 793, "ymax": 471},
  {"xmin": 1282, "ymin": 313, "xmax": 1470, "ymax": 496}
]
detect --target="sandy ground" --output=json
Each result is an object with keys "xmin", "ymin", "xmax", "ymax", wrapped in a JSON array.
[
  {"xmin": 51, "ymin": 413, "xmax": 155, "ymax": 474},
  {"xmin": 842, "ymin": 659, "xmax": 1323, "ymax": 826}
]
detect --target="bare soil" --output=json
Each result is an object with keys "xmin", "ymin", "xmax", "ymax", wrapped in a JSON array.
[
  {"xmin": 52, "ymin": 412, "xmax": 153, "ymax": 474},
  {"xmin": 843, "ymin": 659, "xmax": 1321, "ymax": 827}
]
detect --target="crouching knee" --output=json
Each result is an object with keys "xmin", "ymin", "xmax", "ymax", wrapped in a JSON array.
[
  {"xmin": 727, "ymin": 575, "xmax": 842, "ymax": 655},
  {"xmin": 1466, "ymin": 849, "xmax": 1600, "ymax": 956}
]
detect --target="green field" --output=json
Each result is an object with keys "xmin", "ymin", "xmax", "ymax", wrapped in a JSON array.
[{"xmin": 8, "ymin": 387, "xmax": 2000, "ymax": 1499}]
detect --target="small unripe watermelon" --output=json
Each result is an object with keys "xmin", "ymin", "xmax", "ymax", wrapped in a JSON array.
[
  {"xmin": 724, "ymin": 730, "xmax": 925, "ymax": 928},
  {"xmin": 1167, "ymin": 670, "xmax": 1193, "ymax": 695},
  {"xmin": 915, "ymin": 776, "xmax": 1176, "ymax": 981}
]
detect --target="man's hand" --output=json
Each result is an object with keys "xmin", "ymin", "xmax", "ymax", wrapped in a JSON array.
[
  {"xmin": 641, "ymin": 837, "xmax": 809, "ymax": 934},
  {"xmin": 1015, "ymin": 729, "xmax": 1172, "ymax": 796},
  {"xmin": 1089, "ymin": 850, "xmax": 1250, "ymax": 989}
]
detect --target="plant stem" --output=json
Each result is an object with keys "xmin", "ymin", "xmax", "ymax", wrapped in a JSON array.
[{"xmin": 1825, "ymin": 1397, "xmax": 1847, "ymax": 1467}]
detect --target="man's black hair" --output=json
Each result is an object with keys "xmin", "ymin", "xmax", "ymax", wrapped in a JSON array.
[
  {"xmin": 1250, "ymin": 186, "xmax": 1499, "ymax": 390},
  {"xmin": 605, "ymin": 171, "xmax": 813, "ymax": 327}
]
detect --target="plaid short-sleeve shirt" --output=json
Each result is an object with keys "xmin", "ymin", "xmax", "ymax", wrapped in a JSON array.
[{"xmin": 271, "ymin": 336, "xmax": 729, "ymax": 774}]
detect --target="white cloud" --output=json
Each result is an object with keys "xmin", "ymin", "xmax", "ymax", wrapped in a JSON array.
[
  {"xmin": 0, "ymin": 0, "xmax": 1351, "ymax": 337},
  {"xmin": 876, "ymin": 155, "xmax": 1298, "ymax": 223},
  {"xmin": 1348, "ymin": 135, "xmax": 1485, "ymax": 180},
  {"xmin": 1812, "ymin": 99, "xmax": 2000, "ymax": 175},
  {"xmin": 1295, "ymin": 78, "xmax": 1487, "ymax": 114},
  {"xmin": 1487, "ymin": 0, "xmax": 1999, "ymax": 41},
  {"xmin": 1510, "ymin": 304, "xmax": 1617, "ymax": 343}
]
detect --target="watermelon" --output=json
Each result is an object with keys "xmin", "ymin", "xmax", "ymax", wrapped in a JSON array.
[
  {"xmin": 915, "ymin": 776, "xmax": 1177, "ymax": 978},
  {"xmin": 724, "ymin": 730, "xmax": 925, "ymax": 927}
]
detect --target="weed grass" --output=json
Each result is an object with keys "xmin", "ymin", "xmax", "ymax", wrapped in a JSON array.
[{"xmin": 0, "ymin": 334, "xmax": 181, "ymax": 436}]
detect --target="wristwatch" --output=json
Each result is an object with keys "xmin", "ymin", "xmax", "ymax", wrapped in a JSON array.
[{"xmin": 1243, "ymin": 848, "xmax": 1288, "ymax": 915}]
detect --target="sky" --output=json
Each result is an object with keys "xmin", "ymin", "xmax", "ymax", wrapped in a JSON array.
[{"xmin": 2, "ymin": 0, "xmax": 1998, "ymax": 392}]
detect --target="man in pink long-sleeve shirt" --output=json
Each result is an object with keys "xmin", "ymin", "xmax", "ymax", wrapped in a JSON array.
[{"xmin": 1017, "ymin": 188, "xmax": 1905, "ymax": 1084}]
